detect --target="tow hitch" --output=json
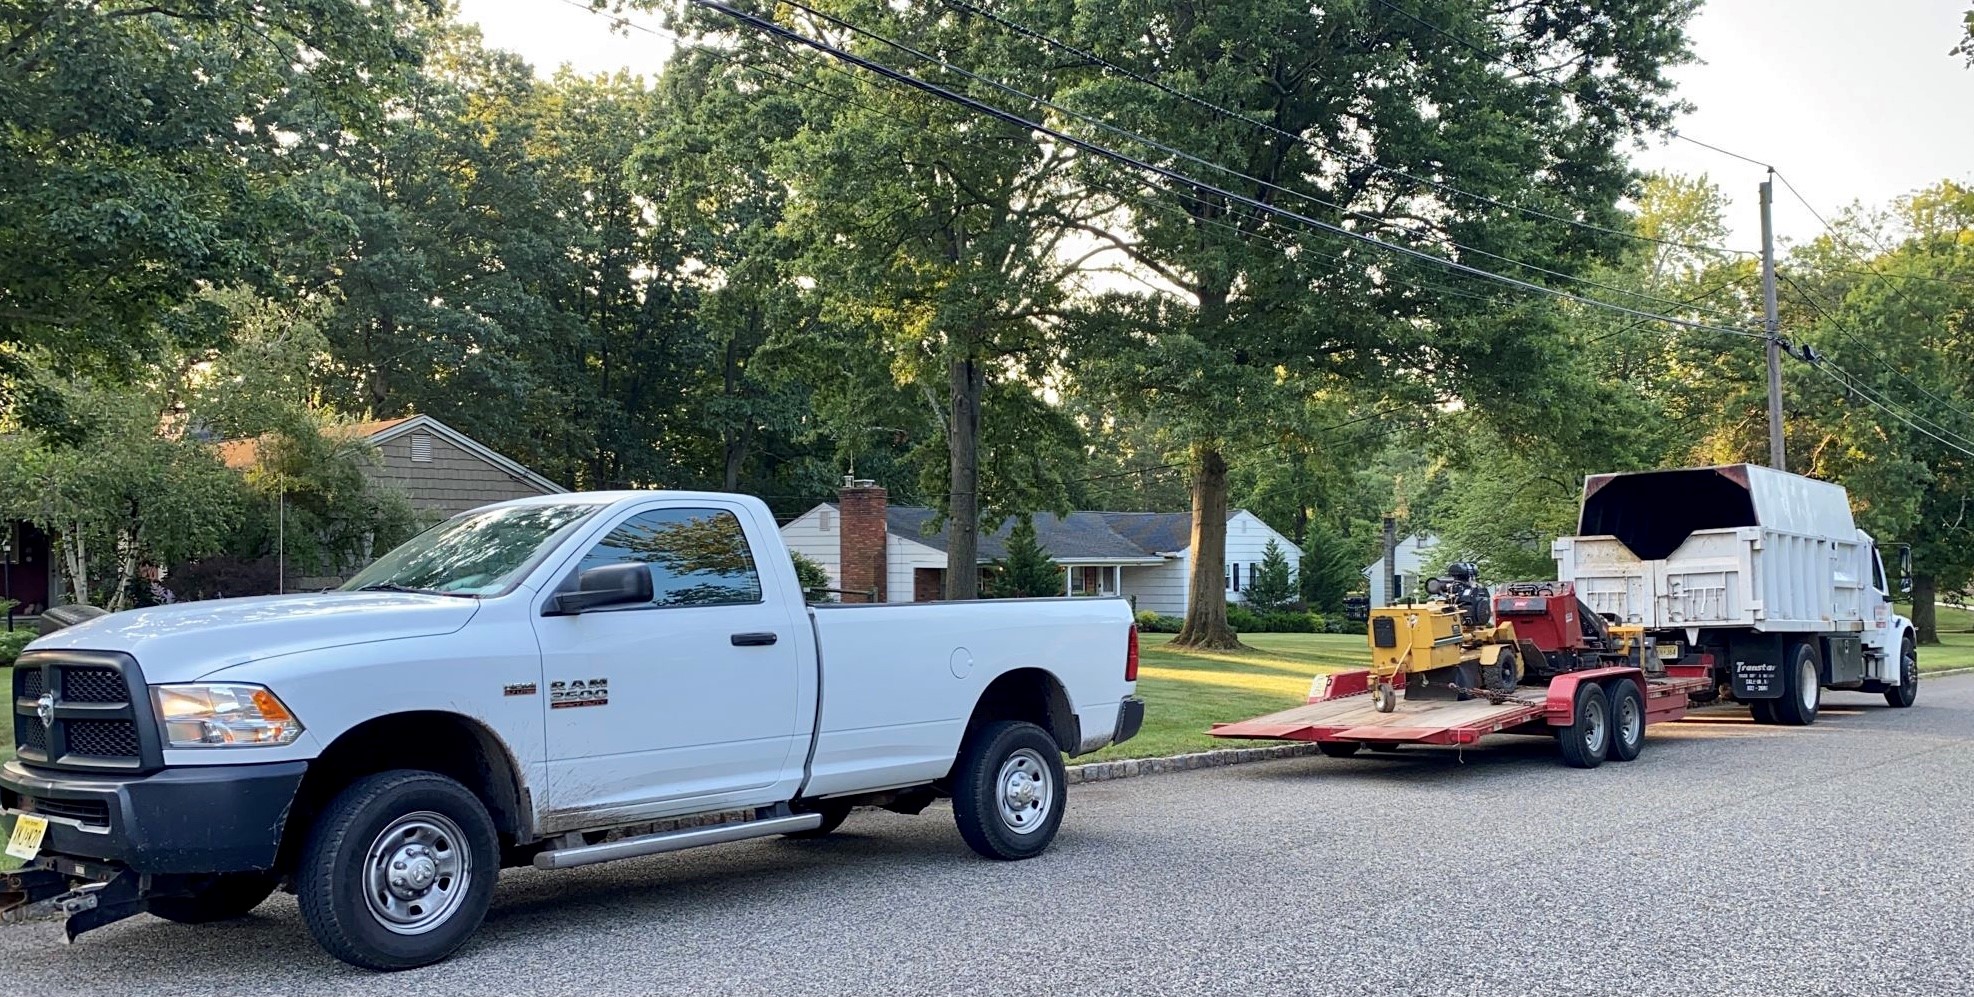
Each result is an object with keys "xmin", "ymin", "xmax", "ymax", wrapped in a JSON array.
[{"xmin": 2, "ymin": 861, "xmax": 149, "ymax": 942}]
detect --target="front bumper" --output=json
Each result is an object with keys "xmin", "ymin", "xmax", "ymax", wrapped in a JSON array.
[
  {"xmin": 1, "ymin": 759, "xmax": 306, "ymax": 874},
  {"xmin": 1112, "ymin": 696, "xmax": 1146, "ymax": 745}
]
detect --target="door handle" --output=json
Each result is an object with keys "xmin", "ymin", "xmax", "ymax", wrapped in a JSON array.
[{"xmin": 730, "ymin": 632, "xmax": 779, "ymax": 647}]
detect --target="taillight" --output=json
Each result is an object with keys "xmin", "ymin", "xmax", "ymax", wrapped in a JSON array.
[{"xmin": 1125, "ymin": 625, "xmax": 1140, "ymax": 683}]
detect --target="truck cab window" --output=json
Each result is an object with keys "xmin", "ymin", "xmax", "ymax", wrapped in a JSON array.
[
  {"xmin": 1872, "ymin": 550, "xmax": 1888, "ymax": 594},
  {"xmin": 576, "ymin": 508, "xmax": 763, "ymax": 607}
]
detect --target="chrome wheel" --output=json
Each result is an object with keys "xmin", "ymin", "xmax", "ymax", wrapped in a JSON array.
[
  {"xmin": 1582, "ymin": 700, "xmax": 1609, "ymax": 756},
  {"xmin": 1617, "ymin": 692, "xmax": 1643, "ymax": 747},
  {"xmin": 996, "ymin": 748, "xmax": 1054, "ymax": 835},
  {"xmin": 363, "ymin": 811, "xmax": 471, "ymax": 935}
]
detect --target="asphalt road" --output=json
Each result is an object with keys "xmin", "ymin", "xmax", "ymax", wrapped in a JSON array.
[{"xmin": 6, "ymin": 676, "xmax": 1974, "ymax": 996}]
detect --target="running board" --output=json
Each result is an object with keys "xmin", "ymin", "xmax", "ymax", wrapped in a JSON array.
[{"xmin": 532, "ymin": 813, "xmax": 822, "ymax": 870}]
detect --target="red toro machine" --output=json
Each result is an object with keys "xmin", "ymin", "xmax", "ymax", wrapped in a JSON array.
[{"xmin": 1210, "ymin": 569, "xmax": 1712, "ymax": 768}]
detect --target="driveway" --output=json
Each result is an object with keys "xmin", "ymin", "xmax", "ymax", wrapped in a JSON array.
[{"xmin": 5, "ymin": 675, "xmax": 1972, "ymax": 995}]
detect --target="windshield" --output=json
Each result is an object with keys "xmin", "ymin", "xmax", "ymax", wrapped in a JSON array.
[{"xmin": 342, "ymin": 503, "xmax": 601, "ymax": 597}]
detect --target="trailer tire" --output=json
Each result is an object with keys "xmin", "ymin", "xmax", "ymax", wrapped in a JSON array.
[
  {"xmin": 147, "ymin": 872, "xmax": 278, "ymax": 924},
  {"xmin": 1557, "ymin": 683, "xmax": 1610, "ymax": 769},
  {"xmin": 1884, "ymin": 634, "xmax": 1918, "ymax": 709},
  {"xmin": 1607, "ymin": 680, "xmax": 1646, "ymax": 762},
  {"xmin": 1771, "ymin": 641, "xmax": 1822, "ymax": 727},
  {"xmin": 952, "ymin": 721, "xmax": 1066, "ymax": 861},
  {"xmin": 297, "ymin": 771, "xmax": 500, "ymax": 971},
  {"xmin": 1317, "ymin": 741, "xmax": 1363, "ymax": 758}
]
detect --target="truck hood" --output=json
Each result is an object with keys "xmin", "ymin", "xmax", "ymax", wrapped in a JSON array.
[{"xmin": 23, "ymin": 593, "xmax": 481, "ymax": 683}]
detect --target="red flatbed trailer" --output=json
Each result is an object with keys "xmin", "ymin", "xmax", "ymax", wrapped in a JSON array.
[{"xmin": 1210, "ymin": 665, "xmax": 1714, "ymax": 767}]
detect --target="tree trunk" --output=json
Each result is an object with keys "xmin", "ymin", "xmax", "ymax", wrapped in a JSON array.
[
  {"xmin": 944, "ymin": 356, "xmax": 983, "ymax": 600},
  {"xmin": 1173, "ymin": 447, "xmax": 1246, "ymax": 649},
  {"xmin": 1913, "ymin": 573, "xmax": 1938, "ymax": 645}
]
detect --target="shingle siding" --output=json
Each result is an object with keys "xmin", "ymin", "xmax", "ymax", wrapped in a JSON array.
[{"xmin": 365, "ymin": 433, "xmax": 558, "ymax": 517}]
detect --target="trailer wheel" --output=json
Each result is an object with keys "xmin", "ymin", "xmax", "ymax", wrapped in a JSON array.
[
  {"xmin": 1316, "ymin": 741, "xmax": 1362, "ymax": 758},
  {"xmin": 1607, "ymin": 680, "xmax": 1646, "ymax": 762},
  {"xmin": 1884, "ymin": 634, "xmax": 1918, "ymax": 709},
  {"xmin": 1557, "ymin": 683, "xmax": 1610, "ymax": 769},
  {"xmin": 1771, "ymin": 641, "xmax": 1822, "ymax": 726},
  {"xmin": 951, "ymin": 721, "xmax": 1066, "ymax": 861}
]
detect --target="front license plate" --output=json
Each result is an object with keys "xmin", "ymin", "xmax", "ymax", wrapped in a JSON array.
[{"xmin": 5, "ymin": 814, "xmax": 48, "ymax": 862}]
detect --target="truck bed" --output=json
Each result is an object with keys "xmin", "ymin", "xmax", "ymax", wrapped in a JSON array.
[{"xmin": 1210, "ymin": 668, "xmax": 1711, "ymax": 748}]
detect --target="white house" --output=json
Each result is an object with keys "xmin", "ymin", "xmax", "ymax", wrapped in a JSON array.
[
  {"xmin": 782, "ymin": 481, "xmax": 1300, "ymax": 614},
  {"xmin": 1361, "ymin": 532, "xmax": 1440, "ymax": 607}
]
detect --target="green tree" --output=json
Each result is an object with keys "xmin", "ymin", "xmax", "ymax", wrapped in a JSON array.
[
  {"xmin": 0, "ymin": 0, "xmax": 425, "ymax": 398},
  {"xmin": 986, "ymin": 518, "xmax": 1061, "ymax": 598},
  {"xmin": 791, "ymin": 551, "xmax": 834, "ymax": 601},
  {"xmin": 1064, "ymin": 0, "xmax": 1698, "ymax": 648},
  {"xmin": 1242, "ymin": 540, "xmax": 1297, "ymax": 612},
  {"xmin": 1300, "ymin": 518, "xmax": 1365, "ymax": 614}
]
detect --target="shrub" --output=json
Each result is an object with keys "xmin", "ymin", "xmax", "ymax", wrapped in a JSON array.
[
  {"xmin": 790, "ymin": 551, "xmax": 833, "ymax": 602},
  {"xmin": 1134, "ymin": 610, "xmax": 1182, "ymax": 633},
  {"xmin": 1226, "ymin": 605, "xmax": 1318, "ymax": 633},
  {"xmin": 0, "ymin": 629, "xmax": 34, "ymax": 668}
]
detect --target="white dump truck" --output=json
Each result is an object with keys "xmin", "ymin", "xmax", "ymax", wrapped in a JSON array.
[{"xmin": 1552, "ymin": 463, "xmax": 1917, "ymax": 726}]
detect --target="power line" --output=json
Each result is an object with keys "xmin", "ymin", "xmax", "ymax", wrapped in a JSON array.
[
  {"xmin": 937, "ymin": 0, "xmax": 1761, "ymax": 260},
  {"xmin": 1801, "ymin": 358, "xmax": 1974, "ymax": 461},
  {"xmin": 684, "ymin": 0, "xmax": 1769, "ymax": 343},
  {"xmin": 1775, "ymin": 270, "xmax": 1974, "ymax": 451},
  {"xmin": 772, "ymin": 0, "xmax": 1750, "ymax": 325}
]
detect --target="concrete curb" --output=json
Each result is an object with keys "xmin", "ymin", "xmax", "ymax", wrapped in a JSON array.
[
  {"xmin": 1921, "ymin": 665, "xmax": 1974, "ymax": 679},
  {"xmin": 1065, "ymin": 743, "xmax": 1322, "ymax": 784}
]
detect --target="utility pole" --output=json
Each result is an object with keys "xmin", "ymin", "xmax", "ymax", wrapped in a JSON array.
[{"xmin": 1760, "ymin": 174, "xmax": 1786, "ymax": 471}]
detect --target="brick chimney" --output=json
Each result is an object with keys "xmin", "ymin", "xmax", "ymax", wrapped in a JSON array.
[{"xmin": 837, "ymin": 476, "xmax": 887, "ymax": 603}]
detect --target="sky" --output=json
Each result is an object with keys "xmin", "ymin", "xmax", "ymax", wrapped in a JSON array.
[{"xmin": 458, "ymin": 0, "xmax": 1974, "ymax": 249}]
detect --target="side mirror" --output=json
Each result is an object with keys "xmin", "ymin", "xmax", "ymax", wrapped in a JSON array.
[
  {"xmin": 1898, "ymin": 544, "xmax": 1913, "ymax": 596},
  {"xmin": 546, "ymin": 562, "xmax": 653, "ymax": 616}
]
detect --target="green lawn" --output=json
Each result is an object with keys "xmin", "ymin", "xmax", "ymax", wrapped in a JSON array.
[{"xmin": 1075, "ymin": 632, "xmax": 1360, "ymax": 762}]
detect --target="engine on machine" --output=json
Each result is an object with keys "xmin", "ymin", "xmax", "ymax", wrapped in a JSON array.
[{"xmin": 1364, "ymin": 563, "xmax": 1522, "ymax": 713}]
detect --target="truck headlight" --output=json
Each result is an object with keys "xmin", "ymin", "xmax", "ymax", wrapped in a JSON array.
[{"xmin": 152, "ymin": 684, "xmax": 304, "ymax": 747}]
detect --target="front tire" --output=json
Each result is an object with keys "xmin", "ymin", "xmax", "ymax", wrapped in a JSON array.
[
  {"xmin": 1885, "ymin": 635, "xmax": 1919, "ymax": 708},
  {"xmin": 1772, "ymin": 640, "xmax": 1822, "ymax": 726},
  {"xmin": 148, "ymin": 872, "xmax": 278, "ymax": 924},
  {"xmin": 297, "ymin": 771, "xmax": 500, "ymax": 971},
  {"xmin": 1557, "ymin": 682, "xmax": 1610, "ymax": 769},
  {"xmin": 951, "ymin": 721, "xmax": 1066, "ymax": 861}
]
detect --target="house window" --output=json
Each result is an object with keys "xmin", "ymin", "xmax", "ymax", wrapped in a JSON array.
[
  {"xmin": 410, "ymin": 433, "xmax": 434, "ymax": 462},
  {"xmin": 1231, "ymin": 563, "xmax": 1241, "ymax": 592},
  {"xmin": 818, "ymin": 509, "xmax": 834, "ymax": 531}
]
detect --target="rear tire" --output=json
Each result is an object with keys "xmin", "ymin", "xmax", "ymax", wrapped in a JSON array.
[
  {"xmin": 951, "ymin": 721, "xmax": 1066, "ymax": 861},
  {"xmin": 1771, "ymin": 640, "xmax": 1822, "ymax": 726},
  {"xmin": 1607, "ymin": 680, "xmax": 1647, "ymax": 762},
  {"xmin": 1557, "ymin": 683, "xmax": 1610, "ymax": 769},
  {"xmin": 1316, "ymin": 741, "xmax": 1362, "ymax": 758},
  {"xmin": 1884, "ymin": 635, "xmax": 1919, "ymax": 709},
  {"xmin": 784, "ymin": 802, "xmax": 853, "ymax": 839},
  {"xmin": 148, "ymin": 872, "xmax": 278, "ymax": 924},
  {"xmin": 297, "ymin": 771, "xmax": 500, "ymax": 971}
]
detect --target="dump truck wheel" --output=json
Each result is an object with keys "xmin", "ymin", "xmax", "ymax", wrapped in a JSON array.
[
  {"xmin": 1607, "ymin": 680, "xmax": 1646, "ymax": 762},
  {"xmin": 1557, "ymin": 683, "xmax": 1610, "ymax": 769},
  {"xmin": 1316, "ymin": 741, "xmax": 1362, "ymax": 758},
  {"xmin": 1771, "ymin": 641, "xmax": 1822, "ymax": 727},
  {"xmin": 1884, "ymin": 635, "xmax": 1918, "ymax": 709}
]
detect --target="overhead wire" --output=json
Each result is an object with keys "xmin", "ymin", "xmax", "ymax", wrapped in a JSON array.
[{"xmin": 937, "ymin": 0, "xmax": 1763, "ymax": 260}]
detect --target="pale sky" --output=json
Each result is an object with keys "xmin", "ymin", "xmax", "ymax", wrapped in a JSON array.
[{"xmin": 460, "ymin": 0, "xmax": 1974, "ymax": 249}]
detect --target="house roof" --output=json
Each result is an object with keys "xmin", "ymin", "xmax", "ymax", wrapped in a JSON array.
[
  {"xmin": 213, "ymin": 414, "xmax": 563, "ymax": 494},
  {"xmin": 868, "ymin": 506, "xmax": 1247, "ymax": 563}
]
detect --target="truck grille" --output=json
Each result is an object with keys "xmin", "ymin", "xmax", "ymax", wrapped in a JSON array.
[
  {"xmin": 19, "ymin": 794, "xmax": 110, "ymax": 827},
  {"xmin": 12, "ymin": 650, "xmax": 160, "ymax": 773}
]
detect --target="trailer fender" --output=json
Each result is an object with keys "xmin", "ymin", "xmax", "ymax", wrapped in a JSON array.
[{"xmin": 1544, "ymin": 667, "xmax": 1650, "ymax": 728}]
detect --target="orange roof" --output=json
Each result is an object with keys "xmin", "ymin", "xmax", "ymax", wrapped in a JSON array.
[{"xmin": 213, "ymin": 417, "xmax": 414, "ymax": 471}]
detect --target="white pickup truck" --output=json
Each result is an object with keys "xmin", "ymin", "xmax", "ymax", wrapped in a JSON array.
[{"xmin": 2, "ymin": 491, "xmax": 1142, "ymax": 969}]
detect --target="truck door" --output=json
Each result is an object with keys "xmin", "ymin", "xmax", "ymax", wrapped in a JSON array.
[
  {"xmin": 532, "ymin": 502, "xmax": 806, "ymax": 820},
  {"xmin": 1862, "ymin": 544, "xmax": 1897, "ymax": 664}
]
